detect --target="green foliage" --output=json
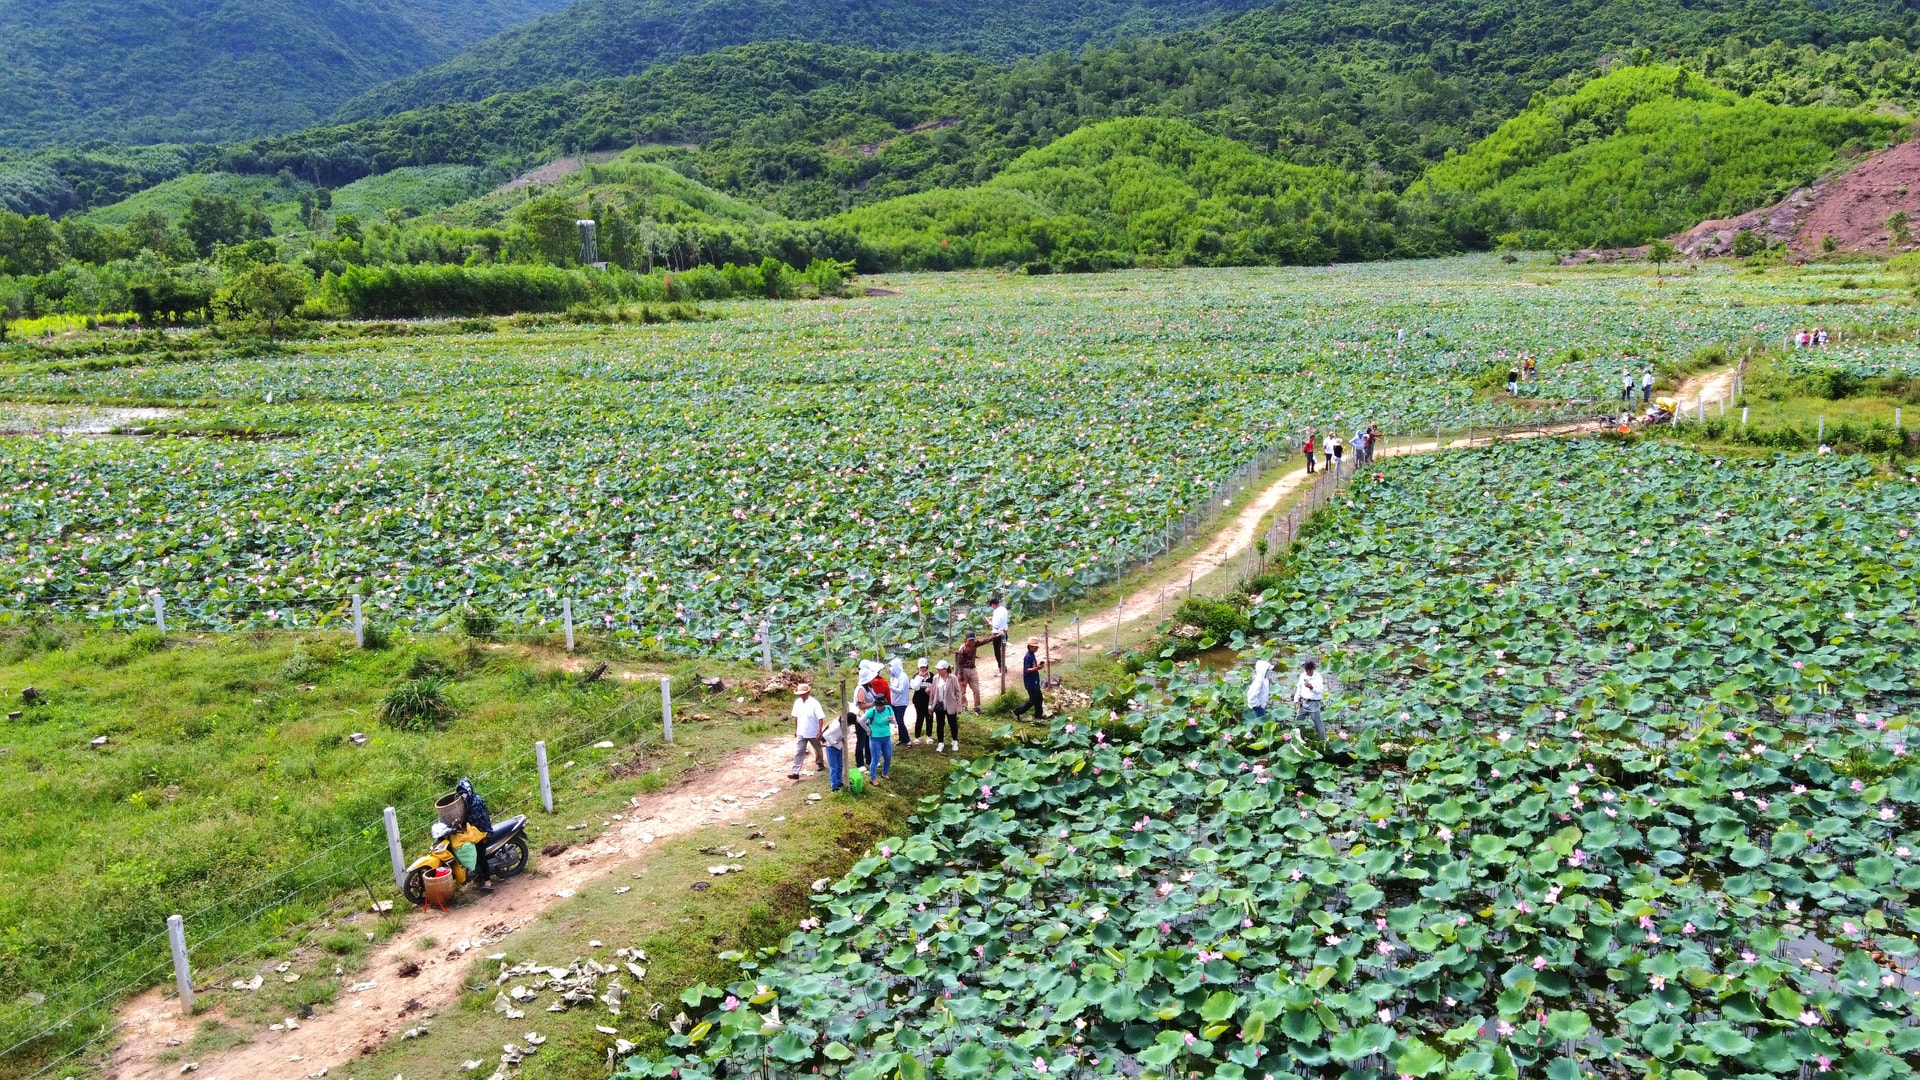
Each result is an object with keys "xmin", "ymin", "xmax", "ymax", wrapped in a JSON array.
[
  {"xmin": 181, "ymin": 192, "xmax": 274, "ymax": 257},
  {"xmin": 212, "ymin": 262, "xmax": 313, "ymax": 333},
  {"xmin": 505, "ymin": 195, "xmax": 584, "ymax": 266},
  {"xmin": 0, "ymin": 0, "xmax": 572, "ymax": 149},
  {"xmin": 624, "ymin": 446, "xmax": 1920, "ymax": 1080},
  {"xmin": 1416, "ymin": 66, "xmax": 1906, "ymax": 248},
  {"xmin": 0, "ymin": 256, "xmax": 1845, "ymax": 651},
  {"xmin": 459, "ymin": 606, "xmax": 499, "ymax": 640},
  {"xmin": 337, "ymin": 0, "xmax": 1269, "ymax": 122},
  {"xmin": 837, "ymin": 118, "xmax": 1442, "ymax": 269}
]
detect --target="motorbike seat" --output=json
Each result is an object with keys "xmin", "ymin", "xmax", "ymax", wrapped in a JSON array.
[{"xmin": 485, "ymin": 815, "xmax": 526, "ymax": 847}]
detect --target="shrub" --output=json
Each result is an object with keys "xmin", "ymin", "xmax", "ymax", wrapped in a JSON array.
[
  {"xmin": 380, "ymin": 676, "xmax": 456, "ymax": 731},
  {"xmin": 459, "ymin": 606, "xmax": 498, "ymax": 640},
  {"xmin": 1171, "ymin": 597, "xmax": 1251, "ymax": 641}
]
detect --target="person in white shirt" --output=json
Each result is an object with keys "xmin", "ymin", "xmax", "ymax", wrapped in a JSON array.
[
  {"xmin": 789, "ymin": 684, "xmax": 826, "ymax": 780},
  {"xmin": 1292, "ymin": 659, "xmax": 1325, "ymax": 739},
  {"xmin": 1641, "ymin": 367, "xmax": 1655, "ymax": 404},
  {"xmin": 1246, "ymin": 659, "xmax": 1272, "ymax": 719},
  {"xmin": 988, "ymin": 597, "xmax": 1011, "ymax": 673}
]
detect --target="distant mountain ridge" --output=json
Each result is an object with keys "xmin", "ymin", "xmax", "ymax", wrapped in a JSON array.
[
  {"xmin": 333, "ymin": 0, "xmax": 1271, "ymax": 121},
  {"xmin": 0, "ymin": 0, "xmax": 573, "ymax": 149}
]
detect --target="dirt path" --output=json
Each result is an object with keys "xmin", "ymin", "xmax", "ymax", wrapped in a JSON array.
[
  {"xmin": 107, "ymin": 735, "xmax": 801, "ymax": 1080},
  {"xmin": 1064, "ymin": 419, "xmax": 1606, "ymax": 645},
  {"xmin": 1674, "ymin": 366, "xmax": 1738, "ymax": 415}
]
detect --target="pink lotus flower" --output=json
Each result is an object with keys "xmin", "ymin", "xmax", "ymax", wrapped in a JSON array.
[
  {"xmin": 1799, "ymin": 1010, "xmax": 1822, "ymax": 1026},
  {"xmin": 1531, "ymin": 955, "xmax": 1547, "ymax": 971},
  {"xmin": 722, "ymin": 995, "xmax": 740, "ymax": 1011}
]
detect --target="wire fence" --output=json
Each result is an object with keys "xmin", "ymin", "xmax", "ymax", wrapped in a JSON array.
[
  {"xmin": 0, "ymin": 687, "xmax": 672, "ymax": 1075},
  {"xmin": 0, "ymin": 420, "xmax": 1583, "ymax": 664}
]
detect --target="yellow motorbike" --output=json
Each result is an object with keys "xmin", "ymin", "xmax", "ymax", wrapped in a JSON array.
[{"xmin": 402, "ymin": 812, "xmax": 531, "ymax": 906}]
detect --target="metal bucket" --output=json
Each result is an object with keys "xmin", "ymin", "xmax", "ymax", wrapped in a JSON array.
[{"xmin": 436, "ymin": 793, "xmax": 465, "ymax": 827}]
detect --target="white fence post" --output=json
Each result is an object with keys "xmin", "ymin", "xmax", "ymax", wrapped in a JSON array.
[
  {"xmin": 1897, "ymin": 408, "xmax": 1903, "ymax": 432},
  {"xmin": 167, "ymin": 914, "xmax": 193, "ymax": 1016},
  {"xmin": 760, "ymin": 621, "xmax": 773, "ymax": 675},
  {"xmin": 1742, "ymin": 406, "xmax": 1749, "ymax": 428},
  {"xmin": 1113, "ymin": 600, "xmax": 1123, "ymax": 652},
  {"xmin": 383, "ymin": 806, "xmax": 406, "ymax": 890},
  {"xmin": 562, "ymin": 598, "xmax": 574, "ymax": 652},
  {"xmin": 661, "ymin": 677, "xmax": 673, "ymax": 743},
  {"xmin": 535, "ymin": 741, "xmax": 553, "ymax": 813},
  {"xmin": 153, "ymin": 594, "xmax": 166, "ymax": 635},
  {"xmin": 1819, "ymin": 415, "xmax": 1826, "ymax": 442},
  {"xmin": 352, "ymin": 594, "xmax": 364, "ymax": 649}
]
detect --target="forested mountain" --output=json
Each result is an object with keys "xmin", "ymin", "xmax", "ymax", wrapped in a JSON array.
[
  {"xmin": 0, "ymin": 0, "xmax": 572, "ymax": 149},
  {"xmin": 335, "ymin": 0, "xmax": 1269, "ymax": 121},
  {"xmin": 216, "ymin": 0, "xmax": 1920, "ymax": 223}
]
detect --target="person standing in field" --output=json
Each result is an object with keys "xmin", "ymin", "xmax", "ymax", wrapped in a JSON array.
[
  {"xmin": 1621, "ymin": 366, "xmax": 1634, "ymax": 406},
  {"xmin": 1641, "ymin": 366, "xmax": 1655, "ymax": 404},
  {"xmin": 909, "ymin": 658, "xmax": 934, "ymax": 743},
  {"xmin": 955, "ymin": 631, "xmax": 984, "ymax": 712},
  {"xmin": 822, "ymin": 703, "xmax": 851, "ymax": 791},
  {"xmin": 1246, "ymin": 659, "xmax": 1272, "ymax": 719},
  {"xmin": 930, "ymin": 660, "xmax": 961, "ymax": 752},
  {"xmin": 988, "ymin": 596, "xmax": 1011, "ymax": 676},
  {"xmin": 1506, "ymin": 365, "xmax": 1520, "ymax": 396},
  {"xmin": 865, "ymin": 694, "xmax": 895, "ymax": 782},
  {"xmin": 1329, "ymin": 432, "xmax": 1344, "ymax": 471},
  {"xmin": 1012, "ymin": 636, "xmax": 1047, "ymax": 720},
  {"xmin": 854, "ymin": 660, "xmax": 884, "ymax": 768},
  {"xmin": 1303, "ymin": 429, "xmax": 1317, "ymax": 474},
  {"xmin": 887, "ymin": 657, "xmax": 913, "ymax": 748},
  {"xmin": 1292, "ymin": 657, "xmax": 1325, "ymax": 738},
  {"xmin": 788, "ymin": 683, "xmax": 826, "ymax": 781}
]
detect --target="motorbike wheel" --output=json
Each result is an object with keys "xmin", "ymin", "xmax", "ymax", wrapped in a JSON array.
[
  {"xmin": 492, "ymin": 835, "xmax": 531, "ymax": 878},
  {"xmin": 402, "ymin": 868, "xmax": 427, "ymax": 907}
]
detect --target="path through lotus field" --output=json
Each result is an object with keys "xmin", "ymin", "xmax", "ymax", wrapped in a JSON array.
[{"xmin": 1, "ymin": 256, "xmax": 1905, "ymax": 663}]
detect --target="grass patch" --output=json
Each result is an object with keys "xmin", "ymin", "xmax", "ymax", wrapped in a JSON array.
[{"xmin": 0, "ymin": 628, "xmax": 785, "ymax": 1073}]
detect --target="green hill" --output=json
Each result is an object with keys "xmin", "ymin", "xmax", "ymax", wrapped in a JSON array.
[
  {"xmin": 336, "ymin": 0, "xmax": 1267, "ymax": 121},
  {"xmin": 834, "ymin": 117, "xmax": 1430, "ymax": 269},
  {"xmin": 0, "ymin": 0, "xmax": 571, "ymax": 149},
  {"xmin": 1414, "ymin": 65, "xmax": 1907, "ymax": 248},
  {"xmin": 212, "ymin": 0, "xmax": 1920, "ymax": 225}
]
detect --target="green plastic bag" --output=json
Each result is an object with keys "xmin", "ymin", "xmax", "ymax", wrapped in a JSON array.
[
  {"xmin": 847, "ymin": 769, "xmax": 865, "ymax": 795},
  {"xmin": 454, "ymin": 842, "xmax": 478, "ymax": 873}
]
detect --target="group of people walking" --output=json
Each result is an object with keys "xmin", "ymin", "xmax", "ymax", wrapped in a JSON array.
[
  {"xmin": 1793, "ymin": 327, "xmax": 1830, "ymax": 348},
  {"xmin": 1300, "ymin": 423, "xmax": 1379, "ymax": 475},
  {"xmin": 787, "ymin": 599, "xmax": 1051, "ymax": 790}
]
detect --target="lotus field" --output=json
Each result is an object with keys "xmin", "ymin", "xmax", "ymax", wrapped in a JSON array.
[
  {"xmin": 0, "ymin": 258, "xmax": 1909, "ymax": 658},
  {"xmin": 624, "ymin": 440, "xmax": 1920, "ymax": 1080}
]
